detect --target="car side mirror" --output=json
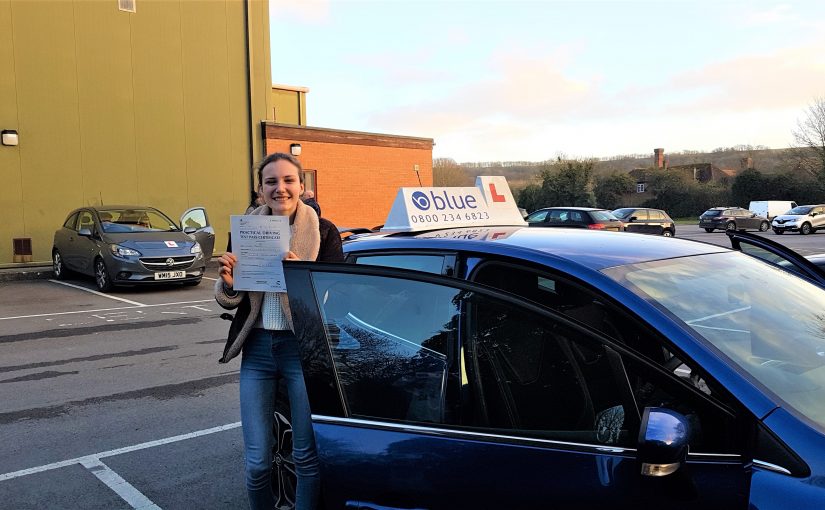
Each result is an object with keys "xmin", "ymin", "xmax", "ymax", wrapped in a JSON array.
[
  {"xmin": 628, "ymin": 216, "xmax": 637, "ymax": 222},
  {"xmin": 638, "ymin": 407, "xmax": 691, "ymax": 477},
  {"xmin": 78, "ymin": 228, "xmax": 93, "ymax": 237},
  {"xmin": 811, "ymin": 212, "xmax": 818, "ymax": 217},
  {"xmin": 750, "ymin": 213, "xmax": 756, "ymax": 218},
  {"xmin": 184, "ymin": 226, "xmax": 197, "ymax": 234}
]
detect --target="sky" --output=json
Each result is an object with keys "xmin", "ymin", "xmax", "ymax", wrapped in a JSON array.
[{"xmin": 268, "ymin": 0, "xmax": 825, "ymax": 163}]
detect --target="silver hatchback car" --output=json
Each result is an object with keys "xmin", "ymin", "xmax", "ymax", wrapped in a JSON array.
[
  {"xmin": 771, "ymin": 204, "xmax": 825, "ymax": 235},
  {"xmin": 52, "ymin": 206, "xmax": 215, "ymax": 291}
]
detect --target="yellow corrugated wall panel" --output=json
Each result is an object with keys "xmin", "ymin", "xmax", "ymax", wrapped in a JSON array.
[
  {"xmin": 0, "ymin": 0, "xmax": 24, "ymax": 264},
  {"xmin": 11, "ymin": 0, "xmax": 84, "ymax": 262},
  {"xmin": 272, "ymin": 89, "xmax": 300, "ymax": 125},
  {"xmin": 74, "ymin": 0, "xmax": 138, "ymax": 207},
  {"xmin": 131, "ymin": 0, "xmax": 188, "ymax": 216}
]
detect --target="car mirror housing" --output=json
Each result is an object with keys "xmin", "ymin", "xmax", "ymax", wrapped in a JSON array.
[
  {"xmin": 637, "ymin": 407, "xmax": 691, "ymax": 477},
  {"xmin": 77, "ymin": 228, "xmax": 93, "ymax": 237},
  {"xmin": 628, "ymin": 216, "xmax": 637, "ymax": 222},
  {"xmin": 183, "ymin": 226, "xmax": 197, "ymax": 234}
]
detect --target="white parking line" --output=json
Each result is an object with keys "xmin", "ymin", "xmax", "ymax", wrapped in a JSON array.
[
  {"xmin": 49, "ymin": 280, "xmax": 146, "ymax": 306},
  {"xmin": 201, "ymin": 276, "xmax": 218, "ymax": 281},
  {"xmin": 80, "ymin": 458, "xmax": 161, "ymax": 510},
  {"xmin": 0, "ymin": 300, "xmax": 214, "ymax": 321},
  {"xmin": 0, "ymin": 421, "xmax": 242, "ymax": 482}
]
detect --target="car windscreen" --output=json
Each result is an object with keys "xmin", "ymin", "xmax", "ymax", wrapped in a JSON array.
[
  {"xmin": 603, "ymin": 251, "xmax": 825, "ymax": 433},
  {"xmin": 590, "ymin": 210, "xmax": 619, "ymax": 221},
  {"xmin": 787, "ymin": 206, "xmax": 812, "ymax": 215},
  {"xmin": 702, "ymin": 210, "xmax": 722, "ymax": 217},
  {"xmin": 612, "ymin": 208, "xmax": 633, "ymax": 219},
  {"xmin": 99, "ymin": 208, "xmax": 179, "ymax": 233}
]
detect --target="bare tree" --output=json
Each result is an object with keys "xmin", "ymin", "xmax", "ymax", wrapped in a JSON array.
[
  {"xmin": 433, "ymin": 158, "xmax": 472, "ymax": 187},
  {"xmin": 792, "ymin": 97, "xmax": 825, "ymax": 177}
]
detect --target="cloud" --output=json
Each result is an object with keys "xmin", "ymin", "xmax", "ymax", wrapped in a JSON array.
[
  {"xmin": 269, "ymin": 0, "xmax": 330, "ymax": 24},
  {"xmin": 742, "ymin": 4, "xmax": 794, "ymax": 26}
]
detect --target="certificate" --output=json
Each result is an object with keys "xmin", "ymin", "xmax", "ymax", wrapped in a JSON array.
[{"xmin": 230, "ymin": 215, "xmax": 291, "ymax": 292}]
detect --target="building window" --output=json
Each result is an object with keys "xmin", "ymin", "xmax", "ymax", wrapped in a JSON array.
[
  {"xmin": 302, "ymin": 170, "xmax": 317, "ymax": 197},
  {"xmin": 636, "ymin": 183, "xmax": 646, "ymax": 193}
]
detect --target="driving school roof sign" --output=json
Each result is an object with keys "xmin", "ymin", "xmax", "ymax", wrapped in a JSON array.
[{"xmin": 382, "ymin": 176, "xmax": 527, "ymax": 232}]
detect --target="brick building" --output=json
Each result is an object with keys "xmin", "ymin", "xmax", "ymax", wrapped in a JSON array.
[{"xmin": 262, "ymin": 123, "xmax": 434, "ymax": 230}]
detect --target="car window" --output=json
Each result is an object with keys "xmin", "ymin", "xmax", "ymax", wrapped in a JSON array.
[
  {"xmin": 649, "ymin": 210, "xmax": 665, "ymax": 220},
  {"xmin": 354, "ymin": 254, "xmax": 446, "ymax": 275},
  {"xmin": 63, "ymin": 212, "xmax": 79, "ymax": 230},
  {"xmin": 612, "ymin": 208, "xmax": 632, "ymax": 219},
  {"xmin": 589, "ymin": 210, "xmax": 618, "ymax": 221},
  {"xmin": 634, "ymin": 210, "xmax": 649, "ymax": 220},
  {"xmin": 570, "ymin": 211, "xmax": 584, "ymax": 222},
  {"xmin": 548, "ymin": 210, "xmax": 569, "ymax": 222},
  {"xmin": 464, "ymin": 290, "xmax": 738, "ymax": 452},
  {"xmin": 526, "ymin": 210, "xmax": 548, "ymax": 223},
  {"xmin": 181, "ymin": 208, "xmax": 208, "ymax": 229},
  {"xmin": 736, "ymin": 244, "xmax": 806, "ymax": 278},
  {"xmin": 605, "ymin": 251, "xmax": 825, "ymax": 434},
  {"xmin": 703, "ymin": 210, "xmax": 721, "ymax": 217},
  {"xmin": 100, "ymin": 208, "xmax": 178, "ymax": 233},
  {"xmin": 311, "ymin": 272, "xmax": 457, "ymax": 424},
  {"xmin": 76, "ymin": 210, "xmax": 95, "ymax": 232},
  {"xmin": 787, "ymin": 206, "xmax": 811, "ymax": 215}
]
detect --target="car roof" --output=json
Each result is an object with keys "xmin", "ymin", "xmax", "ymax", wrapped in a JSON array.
[
  {"xmin": 538, "ymin": 206, "xmax": 605, "ymax": 211},
  {"xmin": 345, "ymin": 226, "xmax": 728, "ymax": 271}
]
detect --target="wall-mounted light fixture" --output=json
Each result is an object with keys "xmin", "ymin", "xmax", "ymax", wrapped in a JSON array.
[
  {"xmin": 290, "ymin": 143, "xmax": 302, "ymax": 156},
  {"xmin": 1, "ymin": 130, "xmax": 19, "ymax": 146}
]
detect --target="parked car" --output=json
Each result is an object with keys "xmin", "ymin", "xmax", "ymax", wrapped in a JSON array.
[
  {"xmin": 525, "ymin": 207, "xmax": 623, "ymax": 231},
  {"xmin": 771, "ymin": 204, "xmax": 825, "ymax": 235},
  {"xmin": 748, "ymin": 200, "xmax": 797, "ymax": 221},
  {"xmin": 612, "ymin": 207, "xmax": 676, "ymax": 236},
  {"xmin": 698, "ymin": 207, "xmax": 770, "ymax": 233},
  {"xmin": 261, "ymin": 217, "xmax": 825, "ymax": 509},
  {"xmin": 52, "ymin": 206, "xmax": 214, "ymax": 291}
]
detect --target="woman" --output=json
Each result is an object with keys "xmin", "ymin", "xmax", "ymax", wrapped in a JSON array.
[{"xmin": 215, "ymin": 152, "xmax": 343, "ymax": 510}]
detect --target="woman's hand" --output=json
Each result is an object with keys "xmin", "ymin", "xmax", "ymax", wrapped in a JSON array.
[
  {"xmin": 218, "ymin": 252, "xmax": 237, "ymax": 288},
  {"xmin": 284, "ymin": 251, "xmax": 301, "ymax": 261}
]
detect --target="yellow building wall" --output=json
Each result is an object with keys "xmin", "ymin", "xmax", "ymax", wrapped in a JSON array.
[
  {"xmin": 0, "ymin": 0, "xmax": 271, "ymax": 265},
  {"xmin": 271, "ymin": 88, "xmax": 307, "ymax": 126}
]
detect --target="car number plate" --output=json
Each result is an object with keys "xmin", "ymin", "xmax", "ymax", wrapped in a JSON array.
[{"xmin": 154, "ymin": 270, "xmax": 186, "ymax": 280}]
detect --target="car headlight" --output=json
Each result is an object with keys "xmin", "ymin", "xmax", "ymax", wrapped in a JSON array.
[
  {"xmin": 190, "ymin": 242, "xmax": 202, "ymax": 254},
  {"xmin": 110, "ymin": 244, "xmax": 141, "ymax": 257}
]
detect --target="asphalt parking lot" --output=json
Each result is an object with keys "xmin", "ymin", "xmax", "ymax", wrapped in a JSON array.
[
  {"xmin": 0, "ymin": 227, "xmax": 822, "ymax": 509},
  {"xmin": 0, "ymin": 269, "xmax": 248, "ymax": 509}
]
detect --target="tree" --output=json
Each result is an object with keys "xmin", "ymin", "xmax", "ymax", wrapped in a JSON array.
[
  {"xmin": 730, "ymin": 168, "xmax": 766, "ymax": 207},
  {"xmin": 792, "ymin": 97, "xmax": 825, "ymax": 179},
  {"xmin": 594, "ymin": 173, "xmax": 635, "ymax": 209},
  {"xmin": 516, "ymin": 184, "xmax": 543, "ymax": 212},
  {"xmin": 538, "ymin": 158, "xmax": 597, "ymax": 207},
  {"xmin": 432, "ymin": 158, "xmax": 472, "ymax": 187}
]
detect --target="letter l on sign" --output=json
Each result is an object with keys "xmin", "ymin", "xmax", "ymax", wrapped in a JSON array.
[{"xmin": 489, "ymin": 183, "xmax": 506, "ymax": 202}]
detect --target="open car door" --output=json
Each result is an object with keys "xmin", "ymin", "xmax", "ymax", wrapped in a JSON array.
[
  {"xmin": 726, "ymin": 231, "xmax": 825, "ymax": 286},
  {"xmin": 180, "ymin": 207, "xmax": 215, "ymax": 260}
]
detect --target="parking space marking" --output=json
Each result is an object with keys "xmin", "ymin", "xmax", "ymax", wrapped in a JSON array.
[
  {"xmin": 0, "ymin": 421, "xmax": 241, "ymax": 482},
  {"xmin": 202, "ymin": 276, "xmax": 218, "ymax": 281},
  {"xmin": 49, "ymin": 280, "xmax": 146, "ymax": 306},
  {"xmin": 80, "ymin": 458, "xmax": 161, "ymax": 510},
  {"xmin": 0, "ymin": 300, "xmax": 213, "ymax": 321}
]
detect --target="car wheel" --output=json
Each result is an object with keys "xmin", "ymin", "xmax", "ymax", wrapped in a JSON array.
[
  {"xmin": 725, "ymin": 222, "xmax": 736, "ymax": 232},
  {"xmin": 272, "ymin": 389, "xmax": 296, "ymax": 510},
  {"xmin": 662, "ymin": 229, "xmax": 673, "ymax": 237},
  {"xmin": 53, "ymin": 250, "xmax": 68, "ymax": 280},
  {"xmin": 800, "ymin": 222, "xmax": 812, "ymax": 235},
  {"xmin": 759, "ymin": 221, "xmax": 769, "ymax": 232},
  {"xmin": 773, "ymin": 228, "xmax": 784, "ymax": 235},
  {"xmin": 704, "ymin": 228, "xmax": 714, "ymax": 233},
  {"xmin": 94, "ymin": 258, "xmax": 114, "ymax": 292}
]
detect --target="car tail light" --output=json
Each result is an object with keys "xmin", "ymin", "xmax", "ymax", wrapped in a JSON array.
[{"xmin": 587, "ymin": 224, "xmax": 605, "ymax": 230}]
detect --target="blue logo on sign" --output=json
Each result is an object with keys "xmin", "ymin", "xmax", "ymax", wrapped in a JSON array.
[{"xmin": 411, "ymin": 191, "xmax": 431, "ymax": 210}]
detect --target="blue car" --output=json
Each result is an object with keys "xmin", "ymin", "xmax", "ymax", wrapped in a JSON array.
[{"xmin": 268, "ymin": 216, "xmax": 825, "ymax": 508}]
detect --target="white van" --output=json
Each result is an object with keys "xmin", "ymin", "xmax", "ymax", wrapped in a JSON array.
[{"xmin": 748, "ymin": 200, "xmax": 797, "ymax": 220}]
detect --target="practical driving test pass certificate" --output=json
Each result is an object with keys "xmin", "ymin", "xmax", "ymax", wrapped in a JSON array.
[{"xmin": 230, "ymin": 215, "xmax": 291, "ymax": 292}]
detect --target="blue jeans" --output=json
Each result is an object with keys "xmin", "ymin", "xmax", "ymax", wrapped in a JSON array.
[{"xmin": 240, "ymin": 329, "xmax": 320, "ymax": 510}]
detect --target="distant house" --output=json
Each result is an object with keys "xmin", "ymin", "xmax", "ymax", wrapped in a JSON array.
[{"xmin": 629, "ymin": 149, "xmax": 744, "ymax": 189}]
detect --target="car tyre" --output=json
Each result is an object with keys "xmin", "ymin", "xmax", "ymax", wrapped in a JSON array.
[
  {"xmin": 53, "ymin": 250, "xmax": 69, "ymax": 280},
  {"xmin": 773, "ymin": 228, "xmax": 784, "ymax": 234},
  {"xmin": 272, "ymin": 387, "xmax": 296, "ymax": 510},
  {"xmin": 759, "ymin": 221, "xmax": 769, "ymax": 232},
  {"xmin": 800, "ymin": 222, "xmax": 812, "ymax": 235},
  {"xmin": 725, "ymin": 222, "xmax": 736, "ymax": 232},
  {"xmin": 94, "ymin": 258, "xmax": 114, "ymax": 292},
  {"xmin": 704, "ymin": 228, "xmax": 714, "ymax": 233},
  {"xmin": 662, "ymin": 229, "xmax": 673, "ymax": 237}
]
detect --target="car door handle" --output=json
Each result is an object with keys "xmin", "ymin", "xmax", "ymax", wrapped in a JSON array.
[{"xmin": 345, "ymin": 501, "xmax": 428, "ymax": 510}]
